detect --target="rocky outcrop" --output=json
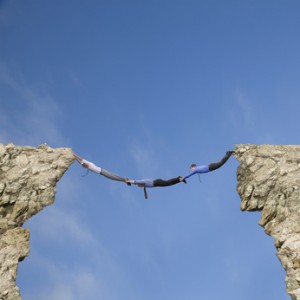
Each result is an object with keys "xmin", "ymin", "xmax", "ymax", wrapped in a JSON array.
[
  {"xmin": 0, "ymin": 144, "xmax": 74, "ymax": 300},
  {"xmin": 235, "ymin": 144, "xmax": 300, "ymax": 300},
  {"xmin": 2, "ymin": 143, "xmax": 300, "ymax": 299}
]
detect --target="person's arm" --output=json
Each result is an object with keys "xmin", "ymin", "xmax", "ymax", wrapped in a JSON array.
[
  {"xmin": 183, "ymin": 169, "xmax": 197, "ymax": 180},
  {"xmin": 125, "ymin": 179, "xmax": 135, "ymax": 185}
]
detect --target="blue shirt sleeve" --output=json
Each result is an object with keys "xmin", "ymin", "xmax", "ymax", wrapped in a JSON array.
[{"xmin": 184, "ymin": 170, "xmax": 197, "ymax": 180}]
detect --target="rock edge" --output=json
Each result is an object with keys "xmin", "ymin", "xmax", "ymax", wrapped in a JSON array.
[
  {"xmin": 0, "ymin": 144, "xmax": 74, "ymax": 300},
  {"xmin": 235, "ymin": 144, "xmax": 300, "ymax": 300}
]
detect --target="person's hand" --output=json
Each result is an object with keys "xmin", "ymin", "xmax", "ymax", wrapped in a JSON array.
[
  {"xmin": 179, "ymin": 177, "xmax": 187, "ymax": 184},
  {"xmin": 125, "ymin": 179, "xmax": 134, "ymax": 185}
]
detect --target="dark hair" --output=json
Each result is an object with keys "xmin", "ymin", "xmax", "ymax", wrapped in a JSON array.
[{"xmin": 190, "ymin": 163, "xmax": 197, "ymax": 169}]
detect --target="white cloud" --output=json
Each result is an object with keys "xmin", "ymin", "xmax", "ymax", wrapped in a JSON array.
[
  {"xmin": 21, "ymin": 204, "xmax": 129, "ymax": 300},
  {"xmin": 20, "ymin": 172, "xmax": 130, "ymax": 299},
  {"xmin": 128, "ymin": 129, "xmax": 176, "ymax": 178},
  {"xmin": 235, "ymin": 89, "xmax": 256, "ymax": 129},
  {"xmin": 65, "ymin": 68, "xmax": 86, "ymax": 90},
  {"xmin": 0, "ymin": 62, "xmax": 66, "ymax": 146},
  {"xmin": 130, "ymin": 137, "xmax": 160, "ymax": 177},
  {"xmin": 22, "ymin": 258, "xmax": 105, "ymax": 300},
  {"xmin": 0, "ymin": 63, "xmax": 111, "ymax": 299},
  {"xmin": 226, "ymin": 88, "xmax": 257, "ymax": 136},
  {"xmin": 31, "ymin": 207, "xmax": 97, "ymax": 245},
  {"xmin": 39, "ymin": 285, "xmax": 74, "ymax": 300}
]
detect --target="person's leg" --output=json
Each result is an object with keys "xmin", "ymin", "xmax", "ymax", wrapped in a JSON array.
[
  {"xmin": 101, "ymin": 168, "xmax": 128, "ymax": 182},
  {"xmin": 208, "ymin": 151, "xmax": 233, "ymax": 171},
  {"xmin": 153, "ymin": 177, "xmax": 181, "ymax": 187}
]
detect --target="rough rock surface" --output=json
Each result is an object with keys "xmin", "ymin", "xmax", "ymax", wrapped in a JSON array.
[
  {"xmin": 235, "ymin": 144, "xmax": 300, "ymax": 300},
  {"xmin": 1, "ymin": 143, "xmax": 300, "ymax": 299},
  {"xmin": 0, "ymin": 144, "xmax": 74, "ymax": 300}
]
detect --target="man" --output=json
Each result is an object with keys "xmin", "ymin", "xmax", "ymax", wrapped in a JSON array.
[
  {"xmin": 74, "ymin": 153, "xmax": 130, "ymax": 185},
  {"xmin": 183, "ymin": 151, "xmax": 234, "ymax": 180},
  {"xmin": 125, "ymin": 176, "xmax": 186, "ymax": 199}
]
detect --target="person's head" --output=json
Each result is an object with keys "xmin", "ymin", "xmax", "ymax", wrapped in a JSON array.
[
  {"xmin": 82, "ymin": 162, "xmax": 88, "ymax": 168},
  {"xmin": 190, "ymin": 163, "xmax": 197, "ymax": 170}
]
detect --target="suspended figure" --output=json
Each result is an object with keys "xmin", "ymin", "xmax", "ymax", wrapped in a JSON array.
[
  {"xmin": 125, "ymin": 176, "xmax": 187, "ymax": 199},
  {"xmin": 74, "ymin": 153, "xmax": 130, "ymax": 185},
  {"xmin": 183, "ymin": 151, "xmax": 234, "ymax": 180}
]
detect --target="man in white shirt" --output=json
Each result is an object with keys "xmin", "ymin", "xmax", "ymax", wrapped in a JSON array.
[{"xmin": 74, "ymin": 153, "xmax": 130, "ymax": 185}]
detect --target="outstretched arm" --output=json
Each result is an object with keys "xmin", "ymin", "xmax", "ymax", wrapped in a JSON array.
[
  {"xmin": 125, "ymin": 179, "xmax": 136, "ymax": 185},
  {"xmin": 183, "ymin": 169, "xmax": 197, "ymax": 180},
  {"xmin": 73, "ymin": 153, "xmax": 83, "ymax": 164},
  {"xmin": 74, "ymin": 153, "xmax": 130, "ymax": 184}
]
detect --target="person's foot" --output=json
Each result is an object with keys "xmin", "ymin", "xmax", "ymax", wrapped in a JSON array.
[{"xmin": 227, "ymin": 150, "xmax": 235, "ymax": 155}]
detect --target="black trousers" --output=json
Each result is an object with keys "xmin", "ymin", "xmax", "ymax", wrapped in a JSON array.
[
  {"xmin": 153, "ymin": 176, "xmax": 181, "ymax": 187},
  {"xmin": 208, "ymin": 151, "xmax": 232, "ymax": 171}
]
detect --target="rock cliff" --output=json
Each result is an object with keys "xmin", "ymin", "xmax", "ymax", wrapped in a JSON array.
[
  {"xmin": 1, "ymin": 143, "xmax": 300, "ymax": 299},
  {"xmin": 0, "ymin": 144, "xmax": 74, "ymax": 300},
  {"xmin": 235, "ymin": 144, "xmax": 300, "ymax": 300}
]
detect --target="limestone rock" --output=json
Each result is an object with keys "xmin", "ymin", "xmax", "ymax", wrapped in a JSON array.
[
  {"xmin": 0, "ymin": 143, "xmax": 74, "ymax": 300},
  {"xmin": 235, "ymin": 144, "xmax": 300, "ymax": 300},
  {"xmin": 2, "ymin": 142, "xmax": 300, "ymax": 299}
]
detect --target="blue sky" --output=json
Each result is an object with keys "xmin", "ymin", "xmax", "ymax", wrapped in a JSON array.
[{"xmin": 1, "ymin": 0, "xmax": 299, "ymax": 299}]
